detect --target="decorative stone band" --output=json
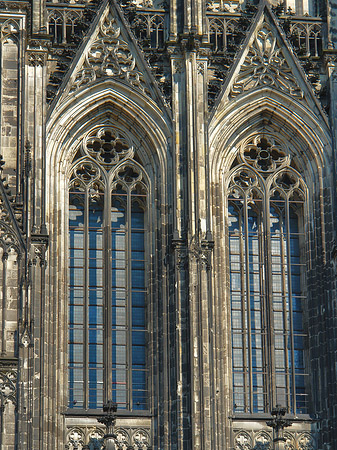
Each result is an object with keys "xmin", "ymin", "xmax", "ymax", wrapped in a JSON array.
[
  {"xmin": 66, "ymin": 425, "xmax": 152, "ymax": 450},
  {"xmin": 233, "ymin": 429, "xmax": 316, "ymax": 450}
]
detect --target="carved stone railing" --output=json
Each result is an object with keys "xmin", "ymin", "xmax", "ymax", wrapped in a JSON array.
[
  {"xmin": 233, "ymin": 429, "xmax": 316, "ymax": 450},
  {"xmin": 65, "ymin": 425, "xmax": 152, "ymax": 450}
]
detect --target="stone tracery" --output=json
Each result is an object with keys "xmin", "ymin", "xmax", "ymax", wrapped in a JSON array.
[{"xmin": 231, "ymin": 23, "xmax": 303, "ymax": 99}]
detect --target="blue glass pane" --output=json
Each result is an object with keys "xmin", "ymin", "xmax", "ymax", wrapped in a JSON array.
[
  {"xmin": 89, "ymin": 231, "xmax": 103, "ymax": 248},
  {"xmin": 89, "ymin": 329, "xmax": 103, "ymax": 344},
  {"xmin": 228, "ymin": 206, "xmax": 240, "ymax": 232},
  {"xmin": 132, "ymin": 308, "xmax": 145, "ymax": 328},
  {"xmin": 89, "ymin": 289, "xmax": 103, "ymax": 305},
  {"xmin": 132, "ymin": 370, "xmax": 146, "ymax": 390},
  {"xmin": 293, "ymin": 312, "xmax": 303, "ymax": 332},
  {"xmin": 294, "ymin": 349, "xmax": 304, "ymax": 368},
  {"xmin": 111, "ymin": 200, "xmax": 126, "ymax": 227},
  {"xmin": 132, "ymin": 260, "xmax": 145, "ymax": 269},
  {"xmin": 132, "ymin": 270, "xmax": 145, "ymax": 288},
  {"xmin": 88, "ymin": 210, "xmax": 103, "ymax": 227},
  {"xmin": 132, "ymin": 346, "xmax": 145, "ymax": 366},
  {"xmin": 131, "ymin": 232, "xmax": 145, "ymax": 251},
  {"xmin": 290, "ymin": 238, "xmax": 299, "ymax": 256},
  {"xmin": 131, "ymin": 210, "xmax": 144, "ymax": 228},
  {"xmin": 133, "ymin": 394, "xmax": 147, "ymax": 410},
  {"xmin": 132, "ymin": 331, "xmax": 146, "ymax": 345},
  {"xmin": 132, "ymin": 291, "xmax": 145, "ymax": 307},
  {"xmin": 88, "ymin": 306, "xmax": 103, "ymax": 325},
  {"xmin": 89, "ymin": 345, "xmax": 103, "ymax": 364},
  {"xmin": 289, "ymin": 213, "xmax": 299, "ymax": 232}
]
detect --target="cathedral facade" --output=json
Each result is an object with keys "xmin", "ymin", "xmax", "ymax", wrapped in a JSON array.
[{"xmin": 0, "ymin": 0, "xmax": 337, "ymax": 448}]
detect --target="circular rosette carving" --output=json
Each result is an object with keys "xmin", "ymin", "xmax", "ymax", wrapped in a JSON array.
[
  {"xmin": 69, "ymin": 162, "xmax": 103, "ymax": 191},
  {"xmin": 113, "ymin": 428, "xmax": 131, "ymax": 449},
  {"xmin": 114, "ymin": 164, "xmax": 143, "ymax": 188},
  {"xmin": 234, "ymin": 430, "xmax": 252, "ymax": 450},
  {"xmin": 298, "ymin": 432, "xmax": 315, "ymax": 450},
  {"xmin": 284, "ymin": 432, "xmax": 295, "ymax": 450},
  {"xmin": 0, "ymin": 369, "xmax": 17, "ymax": 405},
  {"xmin": 83, "ymin": 128, "xmax": 133, "ymax": 166},
  {"xmin": 132, "ymin": 428, "xmax": 151, "ymax": 449},
  {"xmin": 271, "ymin": 171, "xmax": 304, "ymax": 201},
  {"xmin": 254, "ymin": 431, "xmax": 272, "ymax": 449},
  {"xmin": 66, "ymin": 427, "xmax": 85, "ymax": 450},
  {"xmin": 228, "ymin": 168, "xmax": 262, "ymax": 201},
  {"xmin": 87, "ymin": 427, "xmax": 104, "ymax": 449},
  {"xmin": 240, "ymin": 135, "xmax": 290, "ymax": 173}
]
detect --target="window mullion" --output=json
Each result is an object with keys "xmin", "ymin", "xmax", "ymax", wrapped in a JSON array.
[
  {"xmin": 127, "ymin": 187, "xmax": 132, "ymax": 410},
  {"xmin": 264, "ymin": 193, "xmax": 276, "ymax": 410},
  {"xmin": 280, "ymin": 206, "xmax": 291, "ymax": 411},
  {"xmin": 238, "ymin": 208, "xmax": 248, "ymax": 412},
  {"xmin": 104, "ymin": 185, "xmax": 112, "ymax": 405},
  {"xmin": 243, "ymin": 194, "xmax": 253, "ymax": 413},
  {"xmin": 258, "ymin": 201, "xmax": 268, "ymax": 412}
]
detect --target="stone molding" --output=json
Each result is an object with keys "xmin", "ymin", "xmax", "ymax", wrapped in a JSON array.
[
  {"xmin": 65, "ymin": 425, "xmax": 152, "ymax": 449},
  {"xmin": 233, "ymin": 429, "xmax": 316, "ymax": 450}
]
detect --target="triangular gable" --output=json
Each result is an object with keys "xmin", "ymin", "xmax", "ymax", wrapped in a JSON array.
[
  {"xmin": 50, "ymin": 0, "xmax": 168, "ymax": 111},
  {"xmin": 211, "ymin": 0, "xmax": 327, "ymax": 124}
]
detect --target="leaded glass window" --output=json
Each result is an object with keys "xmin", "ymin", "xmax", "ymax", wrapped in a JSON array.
[
  {"xmin": 226, "ymin": 135, "xmax": 309, "ymax": 415},
  {"xmin": 68, "ymin": 127, "xmax": 148, "ymax": 411}
]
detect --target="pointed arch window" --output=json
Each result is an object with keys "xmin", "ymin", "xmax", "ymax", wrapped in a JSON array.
[
  {"xmin": 68, "ymin": 127, "xmax": 148, "ymax": 411},
  {"xmin": 226, "ymin": 135, "xmax": 309, "ymax": 415}
]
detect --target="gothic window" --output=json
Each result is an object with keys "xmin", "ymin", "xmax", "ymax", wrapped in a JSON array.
[
  {"xmin": 226, "ymin": 135, "xmax": 309, "ymax": 415},
  {"xmin": 47, "ymin": 9, "xmax": 81, "ymax": 45},
  {"xmin": 48, "ymin": 11, "xmax": 63, "ymax": 44},
  {"xmin": 133, "ymin": 14, "xmax": 164, "ymax": 49},
  {"xmin": 209, "ymin": 18, "xmax": 226, "ymax": 53},
  {"xmin": 68, "ymin": 127, "xmax": 148, "ymax": 411},
  {"xmin": 289, "ymin": 22, "xmax": 322, "ymax": 57}
]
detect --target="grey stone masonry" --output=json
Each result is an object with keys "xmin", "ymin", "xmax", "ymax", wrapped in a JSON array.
[{"xmin": 0, "ymin": 0, "xmax": 337, "ymax": 448}]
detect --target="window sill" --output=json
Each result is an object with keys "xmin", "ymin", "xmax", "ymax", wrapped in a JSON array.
[
  {"xmin": 230, "ymin": 413, "xmax": 315, "ymax": 422},
  {"xmin": 63, "ymin": 409, "xmax": 153, "ymax": 418}
]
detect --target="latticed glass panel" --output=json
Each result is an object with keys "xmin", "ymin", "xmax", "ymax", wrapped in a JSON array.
[
  {"xmin": 68, "ymin": 159, "xmax": 148, "ymax": 411},
  {"xmin": 229, "ymin": 200, "xmax": 266, "ymax": 413},
  {"xmin": 228, "ymin": 138, "xmax": 309, "ymax": 416}
]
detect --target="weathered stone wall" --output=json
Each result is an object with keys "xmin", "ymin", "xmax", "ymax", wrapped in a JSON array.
[{"xmin": 0, "ymin": 0, "xmax": 337, "ymax": 449}]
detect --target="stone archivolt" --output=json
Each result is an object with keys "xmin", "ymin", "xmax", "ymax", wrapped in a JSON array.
[
  {"xmin": 231, "ymin": 23, "xmax": 303, "ymax": 99},
  {"xmin": 71, "ymin": 10, "xmax": 146, "ymax": 94}
]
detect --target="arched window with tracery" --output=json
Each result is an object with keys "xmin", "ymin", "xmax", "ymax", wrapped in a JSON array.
[
  {"xmin": 226, "ymin": 135, "xmax": 309, "ymax": 415},
  {"xmin": 68, "ymin": 127, "xmax": 148, "ymax": 411}
]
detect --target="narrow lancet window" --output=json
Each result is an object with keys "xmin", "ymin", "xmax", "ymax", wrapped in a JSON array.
[
  {"xmin": 68, "ymin": 127, "xmax": 148, "ymax": 411},
  {"xmin": 227, "ymin": 135, "xmax": 308, "ymax": 415}
]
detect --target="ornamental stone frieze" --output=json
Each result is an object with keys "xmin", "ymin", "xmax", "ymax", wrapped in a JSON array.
[
  {"xmin": 233, "ymin": 429, "xmax": 316, "ymax": 450},
  {"xmin": 65, "ymin": 425, "xmax": 152, "ymax": 450}
]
